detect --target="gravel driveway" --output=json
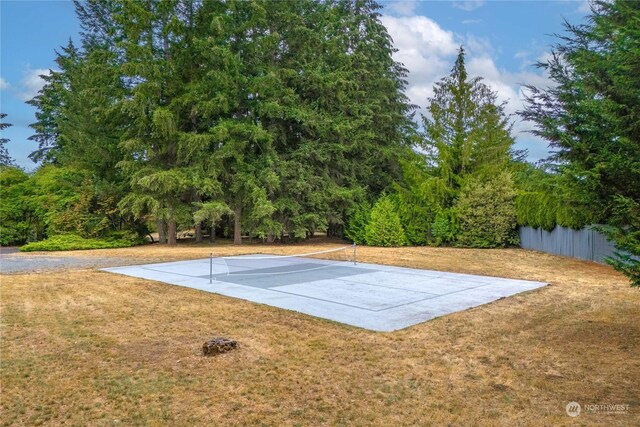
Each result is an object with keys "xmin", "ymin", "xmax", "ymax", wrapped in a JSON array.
[{"xmin": 0, "ymin": 247, "xmax": 134, "ymax": 274}]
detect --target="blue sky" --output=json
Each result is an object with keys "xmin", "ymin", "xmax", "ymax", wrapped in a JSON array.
[{"xmin": 1, "ymin": 0, "xmax": 590, "ymax": 170}]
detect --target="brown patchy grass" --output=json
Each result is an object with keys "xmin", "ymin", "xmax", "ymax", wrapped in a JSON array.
[{"xmin": 1, "ymin": 240, "xmax": 639, "ymax": 426}]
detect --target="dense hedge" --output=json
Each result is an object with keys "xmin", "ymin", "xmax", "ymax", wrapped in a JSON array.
[
  {"xmin": 20, "ymin": 233, "xmax": 145, "ymax": 252},
  {"xmin": 515, "ymin": 192, "xmax": 593, "ymax": 231},
  {"xmin": 346, "ymin": 175, "xmax": 521, "ymax": 249}
]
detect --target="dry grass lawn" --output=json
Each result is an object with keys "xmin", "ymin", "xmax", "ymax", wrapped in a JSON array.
[{"xmin": 1, "ymin": 239, "xmax": 639, "ymax": 426}]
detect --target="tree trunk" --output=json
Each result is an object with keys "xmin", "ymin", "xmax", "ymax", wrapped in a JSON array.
[
  {"xmin": 233, "ymin": 204, "xmax": 242, "ymax": 245},
  {"xmin": 157, "ymin": 218, "xmax": 166, "ymax": 244},
  {"xmin": 167, "ymin": 219, "xmax": 177, "ymax": 245},
  {"xmin": 266, "ymin": 232, "xmax": 275, "ymax": 243},
  {"xmin": 210, "ymin": 224, "xmax": 215, "ymax": 243},
  {"xmin": 195, "ymin": 223, "xmax": 203, "ymax": 243}
]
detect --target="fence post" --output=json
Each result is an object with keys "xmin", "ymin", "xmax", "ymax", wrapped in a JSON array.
[{"xmin": 210, "ymin": 252, "xmax": 213, "ymax": 284}]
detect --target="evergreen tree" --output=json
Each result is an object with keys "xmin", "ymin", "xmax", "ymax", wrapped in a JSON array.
[
  {"xmin": 0, "ymin": 113, "xmax": 14, "ymax": 166},
  {"xmin": 422, "ymin": 47, "xmax": 516, "ymax": 194},
  {"xmin": 26, "ymin": 44, "xmax": 79, "ymax": 164},
  {"xmin": 345, "ymin": 201, "xmax": 371, "ymax": 245},
  {"xmin": 219, "ymin": 0, "xmax": 280, "ymax": 244},
  {"xmin": 393, "ymin": 150, "xmax": 444, "ymax": 245},
  {"xmin": 28, "ymin": 36, "xmax": 137, "ymax": 237},
  {"xmin": 24, "ymin": 0, "xmax": 414, "ymax": 247},
  {"xmin": 261, "ymin": 0, "xmax": 415, "ymax": 240},
  {"xmin": 56, "ymin": 47, "xmax": 127, "ymax": 181},
  {"xmin": 365, "ymin": 196, "xmax": 406, "ymax": 247},
  {"xmin": 456, "ymin": 172, "xmax": 518, "ymax": 248},
  {"xmin": 521, "ymin": 0, "xmax": 640, "ymax": 285},
  {"xmin": 390, "ymin": 48, "xmax": 517, "ymax": 246},
  {"xmin": 112, "ymin": 0, "xmax": 198, "ymax": 245}
]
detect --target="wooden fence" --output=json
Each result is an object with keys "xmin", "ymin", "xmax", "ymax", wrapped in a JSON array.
[{"xmin": 518, "ymin": 225, "xmax": 617, "ymax": 264}]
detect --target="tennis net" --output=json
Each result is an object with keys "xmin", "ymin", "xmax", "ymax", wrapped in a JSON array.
[{"xmin": 221, "ymin": 245, "xmax": 356, "ymax": 277}]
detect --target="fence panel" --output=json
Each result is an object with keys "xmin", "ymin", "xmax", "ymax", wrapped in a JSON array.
[{"xmin": 518, "ymin": 225, "xmax": 617, "ymax": 264}]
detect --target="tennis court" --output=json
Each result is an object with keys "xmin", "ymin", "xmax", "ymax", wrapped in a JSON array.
[{"xmin": 102, "ymin": 246, "xmax": 546, "ymax": 331}]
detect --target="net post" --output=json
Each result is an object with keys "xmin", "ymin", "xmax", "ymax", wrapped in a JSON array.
[
  {"xmin": 353, "ymin": 243, "xmax": 357, "ymax": 265},
  {"xmin": 209, "ymin": 252, "xmax": 213, "ymax": 284}
]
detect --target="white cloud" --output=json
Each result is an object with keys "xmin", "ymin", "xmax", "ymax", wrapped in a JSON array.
[
  {"xmin": 536, "ymin": 51, "xmax": 554, "ymax": 64},
  {"xmin": 381, "ymin": 13, "xmax": 554, "ymax": 159},
  {"xmin": 514, "ymin": 50, "xmax": 529, "ymax": 60},
  {"xmin": 468, "ymin": 56, "xmax": 520, "ymax": 113},
  {"xmin": 465, "ymin": 34, "xmax": 496, "ymax": 56},
  {"xmin": 381, "ymin": 15, "xmax": 458, "ymax": 92},
  {"xmin": 17, "ymin": 67, "xmax": 50, "ymax": 101},
  {"xmin": 385, "ymin": 0, "xmax": 418, "ymax": 17},
  {"xmin": 0, "ymin": 77, "xmax": 10, "ymax": 90},
  {"xmin": 466, "ymin": 55, "xmax": 556, "ymax": 153},
  {"xmin": 452, "ymin": 1, "xmax": 485, "ymax": 12},
  {"xmin": 381, "ymin": 14, "xmax": 458, "ymax": 120},
  {"xmin": 382, "ymin": 16, "xmax": 458, "ymax": 57},
  {"xmin": 578, "ymin": 0, "xmax": 592, "ymax": 14}
]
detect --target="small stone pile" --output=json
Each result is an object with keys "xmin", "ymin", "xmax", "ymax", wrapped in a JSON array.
[{"xmin": 203, "ymin": 337, "xmax": 237, "ymax": 356}]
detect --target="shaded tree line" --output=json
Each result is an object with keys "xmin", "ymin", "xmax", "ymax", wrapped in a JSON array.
[
  {"xmin": 521, "ymin": 0, "xmax": 640, "ymax": 286},
  {"xmin": 2, "ymin": 0, "xmax": 636, "ymax": 286},
  {"xmin": 344, "ymin": 0, "xmax": 639, "ymax": 286},
  {"xmin": 347, "ymin": 48, "xmax": 522, "ymax": 249},
  {"xmin": 4, "ymin": 0, "xmax": 413, "ymax": 246}
]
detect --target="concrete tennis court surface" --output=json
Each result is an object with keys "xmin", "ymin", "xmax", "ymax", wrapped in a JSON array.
[{"xmin": 102, "ymin": 254, "xmax": 547, "ymax": 331}]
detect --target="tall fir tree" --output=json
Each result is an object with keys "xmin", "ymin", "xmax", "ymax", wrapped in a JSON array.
[
  {"xmin": 26, "ymin": 42, "xmax": 81, "ymax": 164},
  {"xmin": 521, "ymin": 0, "xmax": 640, "ymax": 285},
  {"xmin": 25, "ymin": 0, "xmax": 415, "ymax": 246},
  {"xmin": 114, "ymin": 0, "xmax": 197, "ymax": 245},
  {"xmin": 422, "ymin": 47, "xmax": 516, "ymax": 194},
  {"xmin": 260, "ymin": 0, "xmax": 415, "ymax": 239},
  {"xmin": 393, "ymin": 47, "xmax": 518, "ymax": 245},
  {"xmin": 0, "ymin": 113, "xmax": 14, "ymax": 166}
]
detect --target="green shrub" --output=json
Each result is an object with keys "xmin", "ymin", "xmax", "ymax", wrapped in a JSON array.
[
  {"xmin": 431, "ymin": 208, "xmax": 459, "ymax": 246},
  {"xmin": 365, "ymin": 196, "xmax": 407, "ymax": 247},
  {"xmin": 456, "ymin": 173, "xmax": 518, "ymax": 248},
  {"xmin": 393, "ymin": 154, "xmax": 450, "ymax": 246},
  {"xmin": 345, "ymin": 201, "xmax": 371, "ymax": 245},
  {"xmin": 398, "ymin": 210, "xmax": 431, "ymax": 245},
  {"xmin": 0, "ymin": 166, "xmax": 31, "ymax": 245},
  {"xmin": 515, "ymin": 192, "xmax": 555, "ymax": 231},
  {"xmin": 515, "ymin": 190, "xmax": 594, "ymax": 231},
  {"xmin": 20, "ymin": 233, "xmax": 144, "ymax": 252},
  {"xmin": 393, "ymin": 188, "xmax": 433, "ymax": 246}
]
